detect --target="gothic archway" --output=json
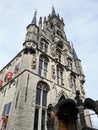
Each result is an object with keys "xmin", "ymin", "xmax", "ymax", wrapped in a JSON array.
[{"xmin": 55, "ymin": 99, "xmax": 78, "ymax": 130}]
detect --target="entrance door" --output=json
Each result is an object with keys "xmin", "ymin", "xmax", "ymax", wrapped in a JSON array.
[{"xmin": 58, "ymin": 119, "xmax": 67, "ymax": 130}]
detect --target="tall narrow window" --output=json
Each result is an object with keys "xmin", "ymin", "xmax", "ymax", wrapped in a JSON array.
[
  {"xmin": 57, "ymin": 50, "xmax": 61, "ymax": 62},
  {"xmin": 57, "ymin": 66, "xmax": 63, "ymax": 86},
  {"xmin": 41, "ymin": 110, "xmax": 45, "ymax": 130},
  {"xmin": 2, "ymin": 102, "xmax": 11, "ymax": 116},
  {"xmin": 44, "ymin": 44, "xmax": 48, "ymax": 53},
  {"xmin": 34, "ymin": 82, "xmax": 49, "ymax": 130},
  {"xmin": 1, "ymin": 102, "xmax": 12, "ymax": 129},
  {"xmin": 40, "ymin": 42, "xmax": 44, "ymax": 50},
  {"xmin": 68, "ymin": 58, "xmax": 73, "ymax": 70},
  {"xmin": 69, "ymin": 74, "xmax": 76, "ymax": 91},
  {"xmin": 34, "ymin": 108, "xmax": 39, "ymax": 130},
  {"xmin": 40, "ymin": 39, "xmax": 48, "ymax": 53},
  {"xmin": 56, "ymin": 42, "xmax": 63, "ymax": 63},
  {"xmin": 38, "ymin": 56, "xmax": 48, "ymax": 78}
]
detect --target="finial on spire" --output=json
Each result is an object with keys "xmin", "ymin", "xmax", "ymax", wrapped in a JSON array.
[
  {"xmin": 52, "ymin": 6, "xmax": 56, "ymax": 15},
  {"xmin": 34, "ymin": 10, "xmax": 37, "ymax": 16},
  {"xmin": 31, "ymin": 10, "xmax": 37, "ymax": 25},
  {"xmin": 71, "ymin": 41, "xmax": 74, "ymax": 48}
]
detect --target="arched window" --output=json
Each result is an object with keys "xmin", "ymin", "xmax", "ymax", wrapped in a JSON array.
[
  {"xmin": 34, "ymin": 82, "xmax": 49, "ymax": 130},
  {"xmin": 38, "ymin": 55, "xmax": 49, "ymax": 78},
  {"xmin": 57, "ymin": 66, "xmax": 64, "ymax": 86}
]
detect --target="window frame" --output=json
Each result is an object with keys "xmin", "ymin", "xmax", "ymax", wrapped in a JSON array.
[
  {"xmin": 38, "ymin": 57, "xmax": 48, "ymax": 78},
  {"xmin": 57, "ymin": 66, "xmax": 64, "ymax": 86},
  {"xmin": 34, "ymin": 82, "xmax": 49, "ymax": 130}
]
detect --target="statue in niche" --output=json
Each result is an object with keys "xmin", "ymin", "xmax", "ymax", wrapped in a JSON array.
[
  {"xmin": 47, "ymin": 104, "xmax": 55, "ymax": 130},
  {"xmin": 50, "ymin": 84, "xmax": 57, "ymax": 105},
  {"xmin": 31, "ymin": 53, "xmax": 36, "ymax": 69},
  {"xmin": 51, "ymin": 65, "xmax": 55, "ymax": 79},
  {"xmin": 47, "ymin": 104, "xmax": 55, "ymax": 121},
  {"xmin": 50, "ymin": 44, "xmax": 57, "ymax": 57},
  {"xmin": 68, "ymin": 75, "xmax": 73, "ymax": 88}
]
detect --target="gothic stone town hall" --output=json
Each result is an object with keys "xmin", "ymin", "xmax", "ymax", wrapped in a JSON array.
[{"xmin": 0, "ymin": 8, "xmax": 92, "ymax": 130}]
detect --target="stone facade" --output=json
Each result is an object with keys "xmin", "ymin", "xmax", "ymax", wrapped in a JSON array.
[{"xmin": 0, "ymin": 8, "xmax": 92, "ymax": 130}]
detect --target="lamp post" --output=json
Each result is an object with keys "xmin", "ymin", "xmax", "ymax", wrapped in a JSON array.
[
  {"xmin": 75, "ymin": 90, "xmax": 87, "ymax": 130},
  {"xmin": 75, "ymin": 90, "xmax": 98, "ymax": 130}
]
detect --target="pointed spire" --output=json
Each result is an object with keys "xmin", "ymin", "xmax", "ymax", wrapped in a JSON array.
[
  {"xmin": 71, "ymin": 42, "xmax": 79, "ymax": 60},
  {"xmin": 51, "ymin": 6, "xmax": 56, "ymax": 16},
  {"xmin": 39, "ymin": 17, "xmax": 42, "ymax": 25},
  {"xmin": 31, "ymin": 10, "xmax": 37, "ymax": 25},
  {"xmin": 73, "ymin": 48, "xmax": 79, "ymax": 60}
]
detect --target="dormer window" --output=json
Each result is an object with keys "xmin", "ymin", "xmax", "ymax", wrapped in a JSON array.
[{"xmin": 40, "ymin": 39, "xmax": 48, "ymax": 53}]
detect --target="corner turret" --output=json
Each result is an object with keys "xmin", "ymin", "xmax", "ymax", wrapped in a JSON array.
[{"xmin": 23, "ymin": 10, "xmax": 38, "ymax": 53}]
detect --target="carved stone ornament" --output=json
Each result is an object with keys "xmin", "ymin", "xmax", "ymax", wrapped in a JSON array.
[
  {"xmin": 79, "ymin": 75, "xmax": 85, "ymax": 84},
  {"xmin": 25, "ymin": 42, "xmax": 32, "ymax": 49},
  {"xmin": 31, "ymin": 43, "xmax": 36, "ymax": 50},
  {"xmin": 25, "ymin": 42, "xmax": 36, "ymax": 50}
]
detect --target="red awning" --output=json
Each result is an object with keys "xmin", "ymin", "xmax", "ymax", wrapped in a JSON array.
[
  {"xmin": 0, "ymin": 80, "xmax": 3, "ymax": 87},
  {"xmin": 5, "ymin": 72, "xmax": 13, "ymax": 81}
]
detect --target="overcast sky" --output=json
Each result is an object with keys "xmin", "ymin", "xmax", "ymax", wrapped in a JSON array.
[{"xmin": 0, "ymin": 0, "xmax": 98, "ymax": 128}]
